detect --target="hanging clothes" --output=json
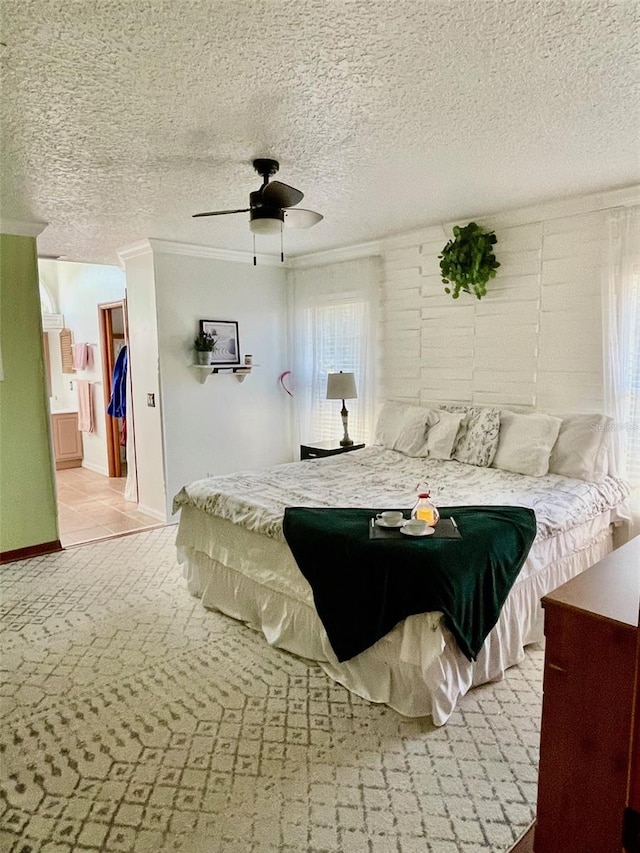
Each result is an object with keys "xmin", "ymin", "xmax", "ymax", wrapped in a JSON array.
[{"xmin": 107, "ymin": 345, "xmax": 128, "ymax": 419}]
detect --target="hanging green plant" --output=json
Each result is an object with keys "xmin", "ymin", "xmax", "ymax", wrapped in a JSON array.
[{"xmin": 439, "ymin": 222, "xmax": 500, "ymax": 300}]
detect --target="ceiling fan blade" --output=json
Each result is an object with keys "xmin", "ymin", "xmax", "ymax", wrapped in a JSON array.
[
  {"xmin": 262, "ymin": 181, "xmax": 304, "ymax": 208},
  {"xmin": 283, "ymin": 208, "xmax": 323, "ymax": 229},
  {"xmin": 192, "ymin": 208, "xmax": 250, "ymax": 218}
]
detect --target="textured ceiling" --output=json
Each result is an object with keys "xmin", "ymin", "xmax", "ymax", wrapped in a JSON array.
[{"xmin": 1, "ymin": 0, "xmax": 638, "ymax": 265}]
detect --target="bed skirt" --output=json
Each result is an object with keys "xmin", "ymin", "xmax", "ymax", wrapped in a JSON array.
[{"xmin": 176, "ymin": 506, "xmax": 616, "ymax": 725}]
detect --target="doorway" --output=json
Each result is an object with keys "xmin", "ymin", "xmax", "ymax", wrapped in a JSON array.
[
  {"xmin": 39, "ymin": 261, "xmax": 162, "ymax": 547},
  {"xmin": 54, "ymin": 302, "xmax": 159, "ymax": 546},
  {"xmin": 99, "ymin": 301, "xmax": 128, "ymax": 479}
]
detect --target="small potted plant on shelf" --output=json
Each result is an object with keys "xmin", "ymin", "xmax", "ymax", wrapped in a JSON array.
[{"xmin": 194, "ymin": 331, "xmax": 216, "ymax": 365}]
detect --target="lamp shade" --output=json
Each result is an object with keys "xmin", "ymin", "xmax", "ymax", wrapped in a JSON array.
[{"xmin": 326, "ymin": 371, "xmax": 357, "ymax": 400}]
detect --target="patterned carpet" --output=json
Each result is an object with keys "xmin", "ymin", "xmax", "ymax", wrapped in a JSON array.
[{"xmin": 0, "ymin": 526, "xmax": 543, "ymax": 852}]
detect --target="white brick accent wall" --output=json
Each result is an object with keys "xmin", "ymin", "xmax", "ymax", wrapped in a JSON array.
[{"xmin": 380, "ymin": 208, "xmax": 612, "ymax": 413}]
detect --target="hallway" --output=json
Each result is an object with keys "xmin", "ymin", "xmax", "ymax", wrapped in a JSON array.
[{"xmin": 56, "ymin": 467, "xmax": 163, "ymax": 547}]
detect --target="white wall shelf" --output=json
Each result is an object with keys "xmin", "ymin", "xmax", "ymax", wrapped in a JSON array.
[{"xmin": 193, "ymin": 365, "xmax": 257, "ymax": 384}]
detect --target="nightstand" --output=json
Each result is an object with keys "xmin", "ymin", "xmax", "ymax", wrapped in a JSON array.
[{"xmin": 300, "ymin": 440, "xmax": 365, "ymax": 461}]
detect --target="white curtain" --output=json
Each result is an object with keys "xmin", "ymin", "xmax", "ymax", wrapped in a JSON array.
[
  {"xmin": 603, "ymin": 206, "xmax": 640, "ymax": 532},
  {"xmin": 288, "ymin": 256, "xmax": 380, "ymax": 453}
]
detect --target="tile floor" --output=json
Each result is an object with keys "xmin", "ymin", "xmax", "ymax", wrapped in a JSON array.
[{"xmin": 55, "ymin": 466, "xmax": 164, "ymax": 547}]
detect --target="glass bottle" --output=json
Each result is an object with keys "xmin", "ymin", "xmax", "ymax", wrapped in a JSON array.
[{"xmin": 411, "ymin": 492, "xmax": 440, "ymax": 527}]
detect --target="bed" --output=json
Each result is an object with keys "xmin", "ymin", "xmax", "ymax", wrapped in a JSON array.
[{"xmin": 173, "ymin": 404, "xmax": 630, "ymax": 725}]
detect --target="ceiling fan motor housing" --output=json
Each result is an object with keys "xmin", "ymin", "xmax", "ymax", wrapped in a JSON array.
[{"xmin": 253, "ymin": 158, "xmax": 279, "ymax": 180}]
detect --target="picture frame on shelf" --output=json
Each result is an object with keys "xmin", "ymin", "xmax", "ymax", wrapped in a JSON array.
[{"xmin": 199, "ymin": 320, "xmax": 240, "ymax": 367}]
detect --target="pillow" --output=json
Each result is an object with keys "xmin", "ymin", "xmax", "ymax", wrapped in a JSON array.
[
  {"xmin": 441, "ymin": 404, "xmax": 501, "ymax": 467},
  {"xmin": 426, "ymin": 411, "xmax": 467, "ymax": 460},
  {"xmin": 548, "ymin": 414, "xmax": 612, "ymax": 482},
  {"xmin": 374, "ymin": 402, "xmax": 439, "ymax": 457},
  {"xmin": 492, "ymin": 411, "xmax": 562, "ymax": 477}
]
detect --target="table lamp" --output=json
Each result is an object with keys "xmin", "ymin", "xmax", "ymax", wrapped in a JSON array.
[{"xmin": 326, "ymin": 371, "xmax": 357, "ymax": 446}]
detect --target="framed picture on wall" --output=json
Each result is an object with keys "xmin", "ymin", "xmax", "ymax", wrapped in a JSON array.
[{"xmin": 199, "ymin": 320, "xmax": 241, "ymax": 366}]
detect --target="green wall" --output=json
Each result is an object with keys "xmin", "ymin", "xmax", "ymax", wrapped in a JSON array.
[{"xmin": 0, "ymin": 233, "xmax": 58, "ymax": 554}]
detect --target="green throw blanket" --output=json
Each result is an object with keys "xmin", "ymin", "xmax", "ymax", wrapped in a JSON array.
[{"xmin": 282, "ymin": 506, "xmax": 537, "ymax": 662}]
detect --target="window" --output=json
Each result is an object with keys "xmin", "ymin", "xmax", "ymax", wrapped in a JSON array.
[
  {"xmin": 302, "ymin": 300, "xmax": 369, "ymax": 443},
  {"xmin": 289, "ymin": 256, "xmax": 380, "ymax": 451}
]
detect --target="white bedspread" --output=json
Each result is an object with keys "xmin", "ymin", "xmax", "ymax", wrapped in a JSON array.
[
  {"xmin": 173, "ymin": 446, "xmax": 629, "ymax": 541},
  {"xmin": 174, "ymin": 448, "xmax": 630, "ymax": 724}
]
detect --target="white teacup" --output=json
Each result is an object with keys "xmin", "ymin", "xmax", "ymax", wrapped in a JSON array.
[
  {"xmin": 403, "ymin": 518, "xmax": 429, "ymax": 535},
  {"xmin": 376, "ymin": 510, "xmax": 404, "ymax": 526}
]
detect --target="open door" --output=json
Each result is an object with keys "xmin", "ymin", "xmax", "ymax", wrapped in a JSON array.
[{"xmin": 98, "ymin": 301, "xmax": 127, "ymax": 478}]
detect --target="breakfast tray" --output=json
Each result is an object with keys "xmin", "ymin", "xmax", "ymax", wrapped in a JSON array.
[{"xmin": 369, "ymin": 517, "xmax": 462, "ymax": 540}]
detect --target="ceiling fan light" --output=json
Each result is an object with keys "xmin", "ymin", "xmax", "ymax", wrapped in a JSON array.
[{"xmin": 249, "ymin": 208, "xmax": 284, "ymax": 234}]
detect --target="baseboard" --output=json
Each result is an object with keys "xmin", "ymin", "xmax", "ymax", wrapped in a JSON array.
[
  {"xmin": 81, "ymin": 461, "xmax": 109, "ymax": 476},
  {"xmin": 137, "ymin": 503, "xmax": 168, "ymax": 522},
  {"xmin": 55, "ymin": 459, "xmax": 82, "ymax": 470},
  {"xmin": 1, "ymin": 539, "xmax": 63, "ymax": 565}
]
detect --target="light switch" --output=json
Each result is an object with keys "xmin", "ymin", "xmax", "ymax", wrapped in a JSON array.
[{"xmin": 147, "ymin": 393, "xmax": 155, "ymax": 407}]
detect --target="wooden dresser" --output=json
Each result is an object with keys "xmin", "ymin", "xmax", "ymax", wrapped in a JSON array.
[{"xmin": 535, "ymin": 536, "xmax": 640, "ymax": 853}]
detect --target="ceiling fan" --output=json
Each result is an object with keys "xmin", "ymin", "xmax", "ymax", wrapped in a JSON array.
[{"xmin": 192, "ymin": 158, "xmax": 323, "ymax": 263}]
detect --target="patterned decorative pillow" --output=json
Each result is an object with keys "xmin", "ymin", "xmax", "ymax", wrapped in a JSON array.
[{"xmin": 441, "ymin": 404, "xmax": 501, "ymax": 467}]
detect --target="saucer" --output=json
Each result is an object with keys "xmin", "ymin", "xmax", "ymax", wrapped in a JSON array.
[
  {"xmin": 400, "ymin": 525, "xmax": 435, "ymax": 537},
  {"xmin": 375, "ymin": 518, "xmax": 405, "ymax": 529}
]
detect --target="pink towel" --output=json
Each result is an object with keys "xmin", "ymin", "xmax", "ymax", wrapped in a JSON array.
[
  {"xmin": 76, "ymin": 381, "xmax": 94, "ymax": 433},
  {"xmin": 72, "ymin": 343, "xmax": 88, "ymax": 370}
]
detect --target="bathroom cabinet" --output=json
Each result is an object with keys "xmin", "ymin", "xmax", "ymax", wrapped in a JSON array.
[{"xmin": 51, "ymin": 412, "xmax": 83, "ymax": 470}]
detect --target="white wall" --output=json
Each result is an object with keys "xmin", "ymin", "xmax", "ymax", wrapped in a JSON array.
[
  {"xmin": 379, "ymin": 188, "xmax": 638, "ymax": 413},
  {"xmin": 122, "ymin": 249, "xmax": 167, "ymax": 520},
  {"xmin": 38, "ymin": 259, "xmax": 126, "ymax": 474},
  {"xmin": 156, "ymin": 249, "xmax": 291, "ymax": 516},
  {"xmin": 125, "ymin": 243, "xmax": 291, "ymax": 520}
]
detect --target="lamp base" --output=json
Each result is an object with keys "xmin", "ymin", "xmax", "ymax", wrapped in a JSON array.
[{"xmin": 339, "ymin": 402, "xmax": 353, "ymax": 447}]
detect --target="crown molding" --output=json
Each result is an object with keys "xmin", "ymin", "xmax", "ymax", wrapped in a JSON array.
[
  {"xmin": 287, "ymin": 240, "xmax": 382, "ymax": 269},
  {"xmin": 116, "ymin": 239, "xmax": 154, "ymax": 264},
  {"xmin": 149, "ymin": 238, "xmax": 384, "ymax": 268},
  {"xmin": 381, "ymin": 225, "xmax": 448, "ymax": 251},
  {"xmin": 116, "ymin": 236, "xmax": 383, "ymax": 270},
  {"xmin": 0, "ymin": 218, "xmax": 48, "ymax": 237},
  {"xmin": 116, "ymin": 237, "xmax": 283, "ymax": 267},
  {"xmin": 147, "ymin": 238, "xmax": 282, "ymax": 266},
  {"xmin": 444, "ymin": 184, "xmax": 640, "ymax": 234}
]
